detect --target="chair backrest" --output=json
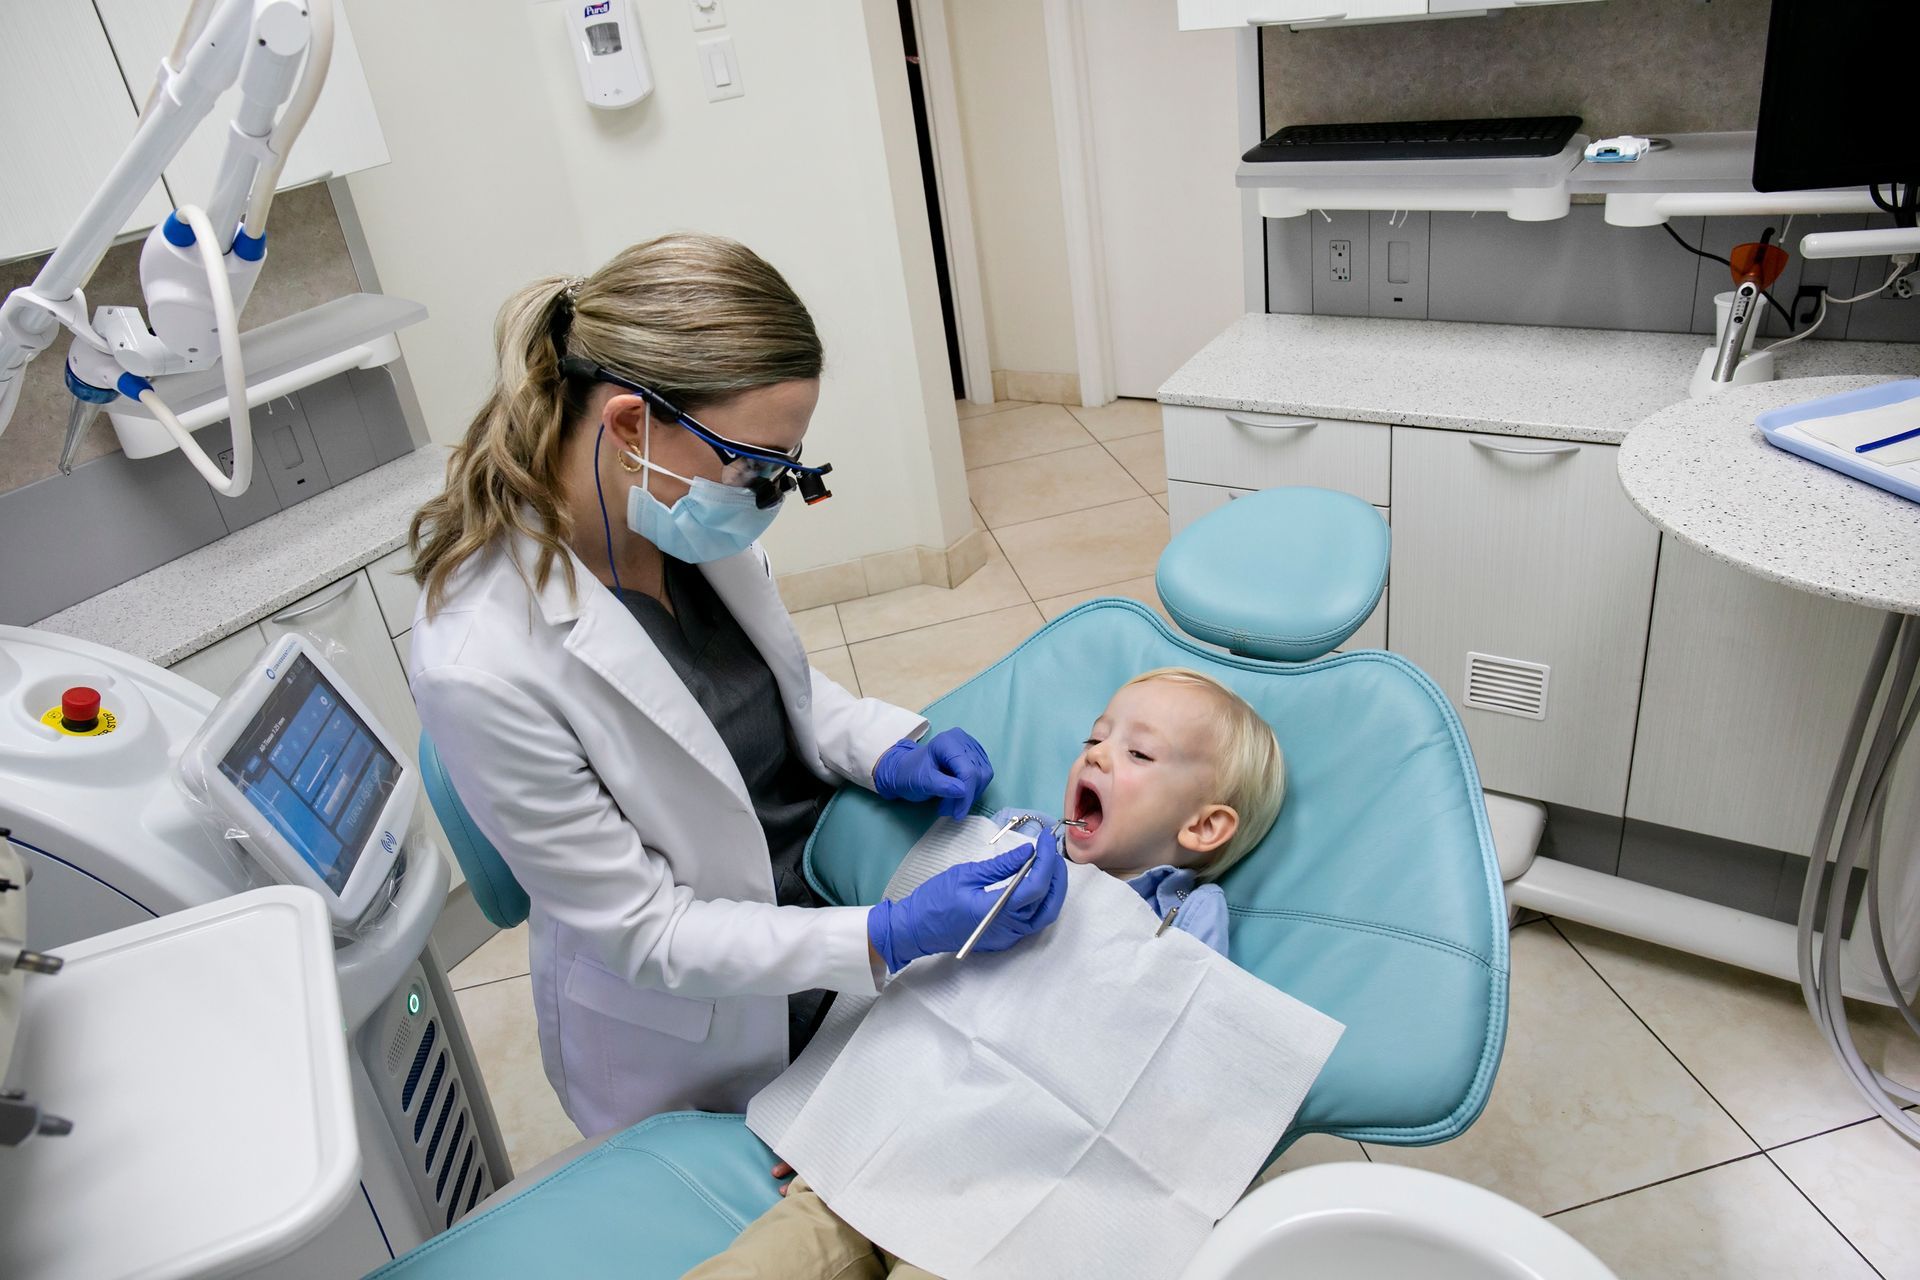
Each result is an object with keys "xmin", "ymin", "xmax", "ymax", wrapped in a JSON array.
[
  {"xmin": 418, "ymin": 733, "xmax": 530, "ymax": 928},
  {"xmin": 803, "ymin": 599, "xmax": 1507, "ymax": 1150}
]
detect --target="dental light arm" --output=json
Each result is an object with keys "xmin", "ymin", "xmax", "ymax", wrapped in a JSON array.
[{"xmin": 0, "ymin": 0, "xmax": 333, "ymax": 498}]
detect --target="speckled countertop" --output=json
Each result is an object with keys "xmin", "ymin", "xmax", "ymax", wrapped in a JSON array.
[
  {"xmin": 1159, "ymin": 314, "xmax": 1920, "ymax": 443},
  {"xmin": 1618, "ymin": 378, "xmax": 1920, "ymax": 614},
  {"xmin": 35, "ymin": 446, "xmax": 450, "ymax": 666}
]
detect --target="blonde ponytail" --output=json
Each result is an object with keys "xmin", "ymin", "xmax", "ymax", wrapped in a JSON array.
[{"xmin": 409, "ymin": 233, "xmax": 824, "ymax": 614}]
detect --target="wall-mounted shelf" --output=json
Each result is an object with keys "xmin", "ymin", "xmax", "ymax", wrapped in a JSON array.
[
  {"xmin": 1237, "ymin": 130, "xmax": 1886, "ymax": 227},
  {"xmin": 1236, "ymin": 137, "xmax": 1586, "ymax": 221}
]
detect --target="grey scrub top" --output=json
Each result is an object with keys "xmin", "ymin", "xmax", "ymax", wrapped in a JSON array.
[{"xmin": 616, "ymin": 559, "xmax": 836, "ymax": 1056}]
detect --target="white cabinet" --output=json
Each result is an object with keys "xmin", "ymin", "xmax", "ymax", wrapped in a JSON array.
[
  {"xmin": 167, "ymin": 622, "xmax": 268, "ymax": 695},
  {"xmin": 0, "ymin": 0, "xmax": 174, "ymax": 263},
  {"xmin": 1165, "ymin": 480, "xmax": 1389, "ymax": 652},
  {"xmin": 1162, "ymin": 405, "xmax": 1390, "ymax": 505},
  {"xmin": 1388, "ymin": 427, "xmax": 1658, "ymax": 815},
  {"xmin": 3, "ymin": 1, "xmax": 388, "ymax": 264},
  {"xmin": 1626, "ymin": 540, "xmax": 1920, "ymax": 857},
  {"xmin": 94, "ymin": 0, "xmax": 388, "ymax": 216},
  {"xmin": 365, "ymin": 546, "xmax": 421, "ymax": 639},
  {"xmin": 1179, "ymin": 0, "xmax": 1425, "ymax": 30}
]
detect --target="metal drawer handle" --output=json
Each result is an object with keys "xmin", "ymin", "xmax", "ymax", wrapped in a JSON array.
[
  {"xmin": 271, "ymin": 577, "xmax": 357, "ymax": 625},
  {"xmin": 1247, "ymin": 10, "xmax": 1347, "ymax": 23},
  {"xmin": 1224, "ymin": 413, "xmax": 1317, "ymax": 431},
  {"xmin": 1468, "ymin": 436, "xmax": 1580, "ymax": 458}
]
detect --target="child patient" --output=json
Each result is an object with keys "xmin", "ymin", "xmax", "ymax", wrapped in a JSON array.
[{"xmin": 686, "ymin": 667, "xmax": 1286, "ymax": 1280}]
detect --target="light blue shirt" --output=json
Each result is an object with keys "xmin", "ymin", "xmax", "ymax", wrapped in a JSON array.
[{"xmin": 1127, "ymin": 865, "xmax": 1230, "ymax": 957}]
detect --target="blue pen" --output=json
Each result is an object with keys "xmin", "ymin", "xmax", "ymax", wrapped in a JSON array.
[{"xmin": 1855, "ymin": 425, "xmax": 1920, "ymax": 454}]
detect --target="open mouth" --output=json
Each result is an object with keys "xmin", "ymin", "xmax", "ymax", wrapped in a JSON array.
[{"xmin": 1071, "ymin": 781, "xmax": 1104, "ymax": 836}]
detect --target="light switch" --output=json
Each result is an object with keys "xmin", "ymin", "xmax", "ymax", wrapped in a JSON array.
[
  {"xmin": 689, "ymin": 0, "xmax": 725, "ymax": 31},
  {"xmin": 1388, "ymin": 241, "xmax": 1411, "ymax": 285},
  {"xmin": 698, "ymin": 35, "xmax": 743, "ymax": 100}
]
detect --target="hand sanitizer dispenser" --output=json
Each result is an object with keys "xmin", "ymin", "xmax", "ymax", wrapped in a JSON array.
[{"xmin": 568, "ymin": 0, "xmax": 653, "ymax": 109}]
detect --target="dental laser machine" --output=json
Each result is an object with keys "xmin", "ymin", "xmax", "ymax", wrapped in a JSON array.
[{"xmin": 0, "ymin": 624, "xmax": 507, "ymax": 1273}]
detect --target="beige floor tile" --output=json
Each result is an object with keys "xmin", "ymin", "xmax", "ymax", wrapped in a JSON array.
[
  {"xmin": 956, "ymin": 398, "xmax": 1032, "ymax": 421},
  {"xmin": 836, "ymin": 545, "xmax": 1032, "ymax": 644},
  {"xmin": 810, "ymin": 644, "xmax": 860, "ymax": 696},
  {"xmin": 1068, "ymin": 397, "xmax": 1163, "ymax": 442},
  {"xmin": 791, "ymin": 605, "xmax": 845, "ymax": 653},
  {"xmin": 1104, "ymin": 430, "xmax": 1167, "ymax": 495},
  {"xmin": 1256, "ymin": 1133, "xmax": 1369, "ymax": 1184},
  {"xmin": 450, "ymin": 922, "xmax": 530, "ymax": 989},
  {"xmin": 1560, "ymin": 921, "xmax": 1920, "ymax": 1149},
  {"xmin": 968, "ymin": 444, "xmax": 1145, "ymax": 529},
  {"xmin": 1154, "ymin": 491, "xmax": 1169, "ymax": 513},
  {"xmin": 993, "ymin": 497, "xmax": 1171, "ymax": 601},
  {"xmin": 1774, "ymin": 1117, "xmax": 1920, "ymax": 1278},
  {"xmin": 972, "ymin": 503, "xmax": 987, "ymax": 532},
  {"xmin": 959, "ymin": 403, "xmax": 1095, "ymax": 469},
  {"xmin": 849, "ymin": 604, "xmax": 1043, "ymax": 711},
  {"xmin": 1362, "ymin": 923, "xmax": 1756, "ymax": 1215},
  {"xmin": 1551, "ymin": 1156, "xmax": 1875, "ymax": 1279},
  {"xmin": 457, "ymin": 975, "xmax": 583, "ymax": 1173},
  {"xmin": 1036, "ymin": 575, "xmax": 1167, "ymax": 623}
]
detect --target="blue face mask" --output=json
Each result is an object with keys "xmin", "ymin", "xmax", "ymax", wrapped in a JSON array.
[{"xmin": 619, "ymin": 410, "xmax": 781, "ymax": 564}]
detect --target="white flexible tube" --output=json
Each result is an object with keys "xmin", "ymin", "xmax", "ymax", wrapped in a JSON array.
[
  {"xmin": 1763, "ymin": 261, "xmax": 1907, "ymax": 355},
  {"xmin": 139, "ymin": 205, "xmax": 253, "ymax": 497},
  {"xmin": 245, "ymin": 0, "xmax": 334, "ymax": 236}
]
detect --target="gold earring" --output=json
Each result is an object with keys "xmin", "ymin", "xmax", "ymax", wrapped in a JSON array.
[{"xmin": 617, "ymin": 448, "xmax": 644, "ymax": 474}]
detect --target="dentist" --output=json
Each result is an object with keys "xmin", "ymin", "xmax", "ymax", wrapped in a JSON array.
[{"xmin": 406, "ymin": 234, "xmax": 1066, "ymax": 1135}]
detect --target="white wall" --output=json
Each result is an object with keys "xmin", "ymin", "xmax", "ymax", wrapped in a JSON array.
[
  {"xmin": 341, "ymin": 0, "xmax": 970, "ymax": 572},
  {"xmin": 1080, "ymin": 4, "xmax": 1245, "ymax": 398},
  {"xmin": 944, "ymin": 0, "xmax": 1078, "ymax": 378}
]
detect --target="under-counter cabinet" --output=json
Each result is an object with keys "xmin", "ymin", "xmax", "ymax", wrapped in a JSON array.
[
  {"xmin": 1625, "ymin": 540, "xmax": 1920, "ymax": 857},
  {"xmin": 1387, "ymin": 426, "xmax": 1659, "ymax": 816}
]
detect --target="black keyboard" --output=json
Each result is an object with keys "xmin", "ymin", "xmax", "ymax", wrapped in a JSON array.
[{"xmin": 1243, "ymin": 116, "xmax": 1583, "ymax": 164}]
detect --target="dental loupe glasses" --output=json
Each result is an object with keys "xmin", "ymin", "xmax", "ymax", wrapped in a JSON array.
[{"xmin": 560, "ymin": 355, "xmax": 834, "ymax": 509}]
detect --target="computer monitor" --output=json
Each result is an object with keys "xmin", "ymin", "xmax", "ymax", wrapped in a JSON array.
[{"xmin": 1752, "ymin": 0, "xmax": 1920, "ymax": 197}]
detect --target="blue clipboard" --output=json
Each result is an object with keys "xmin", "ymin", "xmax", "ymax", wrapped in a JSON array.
[{"xmin": 1757, "ymin": 378, "xmax": 1920, "ymax": 507}]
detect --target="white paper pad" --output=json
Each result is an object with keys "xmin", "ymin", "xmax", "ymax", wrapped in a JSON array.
[
  {"xmin": 1795, "ymin": 398, "xmax": 1920, "ymax": 467},
  {"xmin": 748, "ymin": 818, "xmax": 1344, "ymax": 1280}
]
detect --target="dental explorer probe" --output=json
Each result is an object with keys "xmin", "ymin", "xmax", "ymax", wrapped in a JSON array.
[{"xmin": 954, "ymin": 816, "xmax": 1084, "ymax": 960}]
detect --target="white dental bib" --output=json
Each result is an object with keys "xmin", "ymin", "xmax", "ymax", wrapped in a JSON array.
[{"xmin": 747, "ymin": 817, "xmax": 1344, "ymax": 1280}]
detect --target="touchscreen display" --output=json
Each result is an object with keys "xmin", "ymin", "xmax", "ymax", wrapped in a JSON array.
[{"xmin": 218, "ymin": 655, "xmax": 399, "ymax": 894}]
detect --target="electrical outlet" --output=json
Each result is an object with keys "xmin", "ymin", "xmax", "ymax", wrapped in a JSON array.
[
  {"xmin": 1311, "ymin": 212, "xmax": 1370, "ymax": 316},
  {"xmin": 1330, "ymin": 239, "xmax": 1351, "ymax": 283}
]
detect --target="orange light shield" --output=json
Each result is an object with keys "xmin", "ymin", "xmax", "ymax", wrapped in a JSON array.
[{"xmin": 1730, "ymin": 241, "xmax": 1790, "ymax": 290}]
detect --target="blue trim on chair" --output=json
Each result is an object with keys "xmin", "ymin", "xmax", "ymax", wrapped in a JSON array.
[{"xmin": 419, "ymin": 733, "xmax": 530, "ymax": 928}]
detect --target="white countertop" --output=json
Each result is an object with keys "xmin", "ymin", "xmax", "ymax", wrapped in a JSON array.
[
  {"xmin": 1617, "ymin": 378, "xmax": 1920, "ymax": 615},
  {"xmin": 1158, "ymin": 314, "xmax": 1920, "ymax": 444},
  {"xmin": 35, "ymin": 446, "xmax": 449, "ymax": 667}
]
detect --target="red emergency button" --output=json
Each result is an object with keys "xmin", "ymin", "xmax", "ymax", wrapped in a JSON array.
[{"xmin": 61, "ymin": 686, "xmax": 101, "ymax": 730}]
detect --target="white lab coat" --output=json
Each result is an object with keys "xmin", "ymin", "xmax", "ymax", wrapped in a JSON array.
[{"xmin": 408, "ymin": 529, "xmax": 924, "ymax": 1134}]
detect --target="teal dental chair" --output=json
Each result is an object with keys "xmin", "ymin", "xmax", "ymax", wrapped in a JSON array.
[{"xmin": 376, "ymin": 487, "xmax": 1507, "ymax": 1279}]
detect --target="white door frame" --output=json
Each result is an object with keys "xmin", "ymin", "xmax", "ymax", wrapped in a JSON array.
[
  {"xmin": 1040, "ymin": 0, "xmax": 1115, "ymax": 408},
  {"xmin": 909, "ymin": 0, "xmax": 995, "ymax": 406}
]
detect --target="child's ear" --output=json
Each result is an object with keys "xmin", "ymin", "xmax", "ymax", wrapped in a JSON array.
[{"xmin": 1177, "ymin": 804, "xmax": 1239, "ymax": 860}]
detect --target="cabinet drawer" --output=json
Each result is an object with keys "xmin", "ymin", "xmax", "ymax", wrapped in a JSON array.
[
  {"xmin": 1388, "ymin": 427, "xmax": 1658, "ymax": 815},
  {"xmin": 1165, "ymin": 480, "xmax": 1388, "ymax": 652},
  {"xmin": 168, "ymin": 624, "xmax": 269, "ymax": 696},
  {"xmin": 1161, "ymin": 404, "xmax": 1390, "ymax": 506}
]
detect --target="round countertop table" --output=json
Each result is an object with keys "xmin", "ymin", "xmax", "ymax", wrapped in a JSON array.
[
  {"xmin": 1616, "ymin": 375, "xmax": 1920, "ymax": 615},
  {"xmin": 1616, "ymin": 371, "xmax": 1920, "ymax": 1146}
]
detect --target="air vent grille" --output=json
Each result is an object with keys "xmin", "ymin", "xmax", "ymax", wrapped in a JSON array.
[
  {"xmin": 1463, "ymin": 652, "xmax": 1549, "ymax": 720},
  {"xmin": 401, "ymin": 1021, "xmax": 437, "ymax": 1113}
]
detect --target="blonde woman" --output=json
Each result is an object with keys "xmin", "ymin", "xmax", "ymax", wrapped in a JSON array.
[{"xmin": 407, "ymin": 233, "xmax": 1066, "ymax": 1135}]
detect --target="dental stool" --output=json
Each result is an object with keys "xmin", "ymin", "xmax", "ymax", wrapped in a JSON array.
[{"xmin": 380, "ymin": 486, "xmax": 1510, "ymax": 1279}]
